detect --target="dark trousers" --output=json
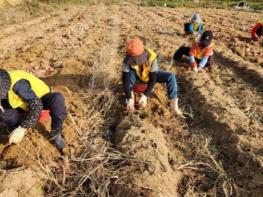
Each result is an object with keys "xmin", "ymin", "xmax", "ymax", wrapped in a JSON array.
[
  {"xmin": 0, "ymin": 92, "xmax": 67, "ymax": 129},
  {"xmin": 173, "ymin": 46, "xmax": 213, "ymax": 67}
]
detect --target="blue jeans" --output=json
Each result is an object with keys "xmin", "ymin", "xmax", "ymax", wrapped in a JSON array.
[{"xmin": 129, "ymin": 70, "xmax": 178, "ymax": 99}]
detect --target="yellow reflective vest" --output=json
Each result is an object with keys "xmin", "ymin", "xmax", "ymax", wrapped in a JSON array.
[
  {"xmin": 131, "ymin": 49, "xmax": 157, "ymax": 82},
  {"xmin": 8, "ymin": 70, "xmax": 50, "ymax": 111}
]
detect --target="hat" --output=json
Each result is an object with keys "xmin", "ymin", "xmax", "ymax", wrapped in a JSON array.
[
  {"xmin": 127, "ymin": 38, "xmax": 145, "ymax": 57},
  {"xmin": 191, "ymin": 13, "xmax": 202, "ymax": 23},
  {"xmin": 200, "ymin": 31, "xmax": 213, "ymax": 47}
]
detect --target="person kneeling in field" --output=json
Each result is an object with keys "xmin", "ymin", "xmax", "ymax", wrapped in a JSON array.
[
  {"xmin": 184, "ymin": 13, "xmax": 203, "ymax": 35},
  {"xmin": 173, "ymin": 31, "xmax": 214, "ymax": 73},
  {"xmin": 121, "ymin": 38, "xmax": 182, "ymax": 115},
  {"xmin": 251, "ymin": 22, "xmax": 263, "ymax": 41},
  {"xmin": 0, "ymin": 69, "xmax": 67, "ymax": 151}
]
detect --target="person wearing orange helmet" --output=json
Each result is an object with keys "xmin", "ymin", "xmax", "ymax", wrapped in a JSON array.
[{"xmin": 121, "ymin": 38, "xmax": 182, "ymax": 115}]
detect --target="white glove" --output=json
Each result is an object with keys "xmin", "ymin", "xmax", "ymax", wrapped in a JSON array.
[
  {"xmin": 0, "ymin": 100, "xmax": 4, "ymax": 113},
  {"xmin": 9, "ymin": 126, "xmax": 27, "ymax": 144},
  {"xmin": 198, "ymin": 67, "xmax": 203, "ymax": 72},
  {"xmin": 0, "ymin": 105, "xmax": 4, "ymax": 113},
  {"xmin": 139, "ymin": 95, "xmax": 147, "ymax": 108},
  {"xmin": 193, "ymin": 66, "xmax": 198, "ymax": 73},
  {"xmin": 126, "ymin": 98, "xmax": 135, "ymax": 112}
]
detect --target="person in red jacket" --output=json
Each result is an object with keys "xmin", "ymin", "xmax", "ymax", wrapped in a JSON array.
[{"xmin": 251, "ymin": 22, "xmax": 263, "ymax": 41}]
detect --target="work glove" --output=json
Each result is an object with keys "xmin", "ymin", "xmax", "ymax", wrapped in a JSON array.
[
  {"xmin": 51, "ymin": 131, "xmax": 65, "ymax": 151},
  {"xmin": 193, "ymin": 66, "xmax": 198, "ymax": 73},
  {"xmin": 9, "ymin": 126, "xmax": 27, "ymax": 144},
  {"xmin": 0, "ymin": 100, "xmax": 4, "ymax": 113},
  {"xmin": 198, "ymin": 67, "xmax": 203, "ymax": 72},
  {"xmin": 139, "ymin": 95, "xmax": 147, "ymax": 108},
  {"xmin": 126, "ymin": 98, "xmax": 135, "ymax": 112}
]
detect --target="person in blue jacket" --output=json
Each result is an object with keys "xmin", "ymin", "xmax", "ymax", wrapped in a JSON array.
[{"xmin": 184, "ymin": 13, "xmax": 203, "ymax": 35}]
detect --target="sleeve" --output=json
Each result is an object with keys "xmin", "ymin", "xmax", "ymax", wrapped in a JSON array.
[
  {"xmin": 144, "ymin": 72, "xmax": 157, "ymax": 97},
  {"xmin": 198, "ymin": 57, "xmax": 209, "ymax": 68},
  {"xmin": 198, "ymin": 24, "xmax": 203, "ymax": 34},
  {"xmin": 189, "ymin": 56, "xmax": 197, "ymax": 67},
  {"xmin": 204, "ymin": 45, "xmax": 214, "ymax": 57},
  {"xmin": 122, "ymin": 71, "xmax": 132, "ymax": 99},
  {"xmin": 150, "ymin": 59, "xmax": 159, "ymax": 72},
  {"xmin": 13, "ymin": 79, "xmax": 43, "ymax": 128},
  {"xmin": 122, "ymin": 63, "xmax": 130, "ymax": 72}
]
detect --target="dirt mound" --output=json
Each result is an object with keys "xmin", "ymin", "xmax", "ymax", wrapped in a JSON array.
[
  {"xmin": 0, "ymin": 168, "xmax": 43, "ymax": 197},
  {"xmin": 113, "ymin": 116, "xmax": 182, "ymax": 197}
]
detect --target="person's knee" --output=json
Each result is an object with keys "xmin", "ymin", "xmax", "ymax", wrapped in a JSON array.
[
  {"xmin": 167, "ymin": 73, "xmax": 176, "ymax": 82},
  {"xmin": 51, "ymin": 93, "xmax": 65, "ymax": 105},
  {"xmin": 49, "ymin": 93, "xmax": 67, "ymax": 118}
]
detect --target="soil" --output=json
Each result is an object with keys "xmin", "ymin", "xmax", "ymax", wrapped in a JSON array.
[{"xmin": 0, "ymin": 2, "xmax": 262, "ymax": 197}]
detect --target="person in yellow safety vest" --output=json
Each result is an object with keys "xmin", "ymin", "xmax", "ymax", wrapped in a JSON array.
[
  {"xmin": 0, "ymin": 69, "xmax": 67, "ymax": 151},
  {"xmin": 121, "ymin": 38, "xmax": 182, "ymax": 115},
  {"xmin": 184, "ymin": 13, "xmax": 203, "ymax": 35}
]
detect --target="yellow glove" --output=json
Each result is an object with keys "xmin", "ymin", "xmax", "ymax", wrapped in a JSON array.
[
  {"xmin": 139, "ymin": 95, "xmax": 147, "ymax": 108},
  {"xmin": 9, "ymin": 126, "xmax": 26, "ymax": 144}
]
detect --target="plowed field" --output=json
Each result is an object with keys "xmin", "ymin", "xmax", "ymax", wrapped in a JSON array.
[{"xmin": 0, "ymin": 3, "xmax": 262, "ymax": 197}]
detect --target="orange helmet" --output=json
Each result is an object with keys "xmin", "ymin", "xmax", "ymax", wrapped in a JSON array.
[{"xmin": 127, "ymin": 38, "xmax": 144, "ymax": 57}]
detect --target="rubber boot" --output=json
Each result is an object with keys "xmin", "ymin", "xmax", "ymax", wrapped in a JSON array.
[
  {"xmin": 50, "ymin": 118, "xmax": 65, "ymax": 151},
  {"xmin": 170, "ymin": 98, "xmax": 183, "ymax": 116}
]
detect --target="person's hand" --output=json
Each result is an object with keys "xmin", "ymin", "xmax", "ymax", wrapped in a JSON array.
[
  {"xmin": 0, "ymin": 105, "xmax": 4, "ymax": 113},
  {"xmin": 193, "ymin": 66, "xmax": 198, "ymax": 73},
  {"xmin": 9, "ymin": 126, "xmax": 26, "ymax": 144},
  {"xmin": 139, "ymin": 95, "xmax": 147, "ymax": 108},
  {"xmin": 198, "ymin": 67, "xmax": 203, "ymax": 72},
  {"xmin": 126, "ymin": 98, "xmax": 135, "ymax": 112}
]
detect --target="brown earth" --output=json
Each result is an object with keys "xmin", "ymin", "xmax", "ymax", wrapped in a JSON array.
[{"xmin": 0, "ymin": 2, "xmax": 263, "ymax": 197}]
